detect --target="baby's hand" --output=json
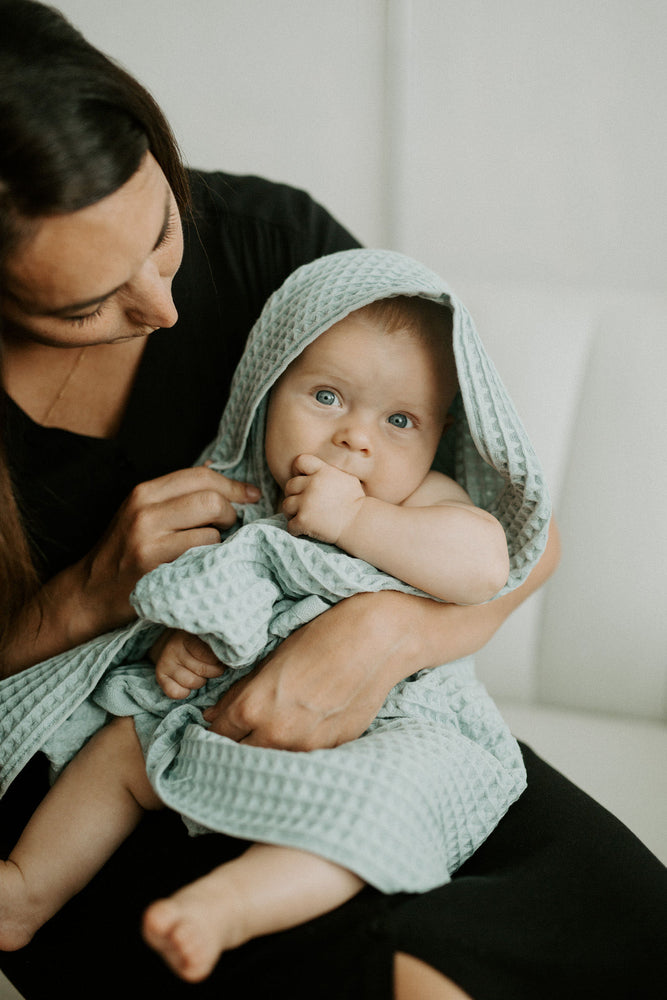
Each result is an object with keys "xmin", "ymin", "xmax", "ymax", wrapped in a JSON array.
[
  {"xmin": 149, "ymin": 628, "xmax": 225, "ymax": 699},
  {"xmin": 282, "ymin": 454, "xmax": 365, "ymax": 544}
]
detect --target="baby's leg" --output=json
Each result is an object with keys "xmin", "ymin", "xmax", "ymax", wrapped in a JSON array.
[
  {"xmin": 0, "ymin": 715, "xmax": 161, "ymax": 951},
  {"xmin": 143, "ymin": 843, "xmax": 365, "ymax": 982}
]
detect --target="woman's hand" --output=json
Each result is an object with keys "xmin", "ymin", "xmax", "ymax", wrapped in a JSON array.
[
  {"xmin": 0, "ymin": 466, "xmax": 260, "ymax": 677},
  {"xmin": 203, "ymin": 516, "xmax": 561, "ymax": 751},
  {"xmin": 203, "ymin": 590, "xmax": 430, "ymax": 749},
  {"xmin": 79, "ymin": 466, "xmax": 260, "ymax": 630}
]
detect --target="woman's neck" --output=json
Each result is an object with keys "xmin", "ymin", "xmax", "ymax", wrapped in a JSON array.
[{"xmin": 1, "ymin": 335, "xmax": 148, "ymax": 438}]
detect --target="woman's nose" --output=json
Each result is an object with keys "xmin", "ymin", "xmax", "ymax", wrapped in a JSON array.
[{"xmin": 124, "ymin": 259, "xmax": 179, "ymax": 330}]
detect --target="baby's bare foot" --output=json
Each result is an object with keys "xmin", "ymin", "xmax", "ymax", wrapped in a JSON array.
[
  {"xmin": 142, "ymin": 845, "xmax": 363, "ymax": 981},
  {"xmin": 0, "ymin": 860, "xmax": 41, "ymax": 951},
  {"xmin": 142, "ymin": 878, "xmax": 247, "ymax": 983}
]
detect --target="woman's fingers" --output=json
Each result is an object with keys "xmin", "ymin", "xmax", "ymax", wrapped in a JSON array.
[
  {"xmin": 202, "ymin": 592, "xmax": 439, "ymax": 752},
  {"xmin": 202, "ymin": 694, "xmax": 253, "ymax": 742},
  {"xmin": 126, "ymin": 467, "xmax": 260, "ymax": 532},
  {"xmin": 123, "ymin": 467, "xmax": 261, "ymax": 564},
  {"xmin": 80, "ymin": 467, "xmax": 261, "ymax": 627},
  {"xmin": 129, "ymin": 465, "xmax": 260, "ymax": 506},
  {"xmin": 133, "ymin": 525, "xmax": 219, "ymax": 569}
]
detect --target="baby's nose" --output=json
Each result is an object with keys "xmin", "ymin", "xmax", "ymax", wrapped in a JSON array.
[{"xmin": 332, "ymin": 423, "xmax": 372, "ymax": 453}]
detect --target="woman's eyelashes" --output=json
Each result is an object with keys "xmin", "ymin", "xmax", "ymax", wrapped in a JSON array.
[
  {"xmin": 66, "ymin": 302, "xmax": 108, "ymax": 326},
  {"xmin": 65, "ymin": 210, "xmax": 180, "ymax": 326},
  {"xmin": 154, "ymin": 211, "xmax": 180, "ymax": 251}
]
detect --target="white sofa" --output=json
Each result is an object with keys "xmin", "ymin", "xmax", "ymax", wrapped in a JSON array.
[
  {"xmin": 1, "ymin": 281, "xmax": 665, "ymax": 1000},
  {"xmin": 451, "ymin": 278, "xmax": 667, "ymax": 866}
]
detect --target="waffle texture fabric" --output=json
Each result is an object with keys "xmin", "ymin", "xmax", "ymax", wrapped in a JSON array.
[{"xmin": 0, "ymin": 249, "xmax": 551, "ymax": 893}]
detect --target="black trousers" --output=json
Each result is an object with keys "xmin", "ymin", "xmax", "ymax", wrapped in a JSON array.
[{"xmin": 1, "ymin": 743, "xmax": 665, "ymax": 1000}]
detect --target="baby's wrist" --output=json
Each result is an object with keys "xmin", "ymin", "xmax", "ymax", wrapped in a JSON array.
[{"xmin": 335, "ymin": 494, "xmax": 370, "ymax": 552}]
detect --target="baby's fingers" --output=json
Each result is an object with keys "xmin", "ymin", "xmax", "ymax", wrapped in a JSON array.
[
  {"xmin": 281, "ymin": 494, "xmax": 297, "ymax": 519},
  {"xmin": 291, "ymin": 453, "xmax": 324, "ymax": 477},
  {"xmin": 180, "ymin": 633, "xmax": 223, "ymax": 668},
  {"xmin": 157, "ymin": 671, "xmax": 198, "ymax": 700},
  {"xmin": 157, "ymin": 660, "xmax": 224, "ymax": 699}
]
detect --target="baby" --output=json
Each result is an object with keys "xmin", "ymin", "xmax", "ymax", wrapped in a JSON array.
[{"xmin": 1, "ymin": 250, "xmax": 549, "ymax": 984}]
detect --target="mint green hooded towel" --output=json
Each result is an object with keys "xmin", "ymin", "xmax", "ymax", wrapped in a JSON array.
[{"xmin": 0, "ymin": 250, "xmax": 551, "ymax": 893}]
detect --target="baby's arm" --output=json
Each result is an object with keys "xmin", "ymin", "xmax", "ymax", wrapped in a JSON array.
[
  {"xmin": 150, "ymin": 629, "xmax": 225, "ymax": 699},
  {"xmin": 283, "ymin": 455, "xmax": 508, "ymax": 605}
]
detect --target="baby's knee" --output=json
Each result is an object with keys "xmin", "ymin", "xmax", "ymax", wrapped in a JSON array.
[
  {"xmin": 105, "ymin": 714, "xmax": 140, "ymax": 748},
  {"xmin": 103, "ymin": 717, "xmax": 161, "ymax": 810}
]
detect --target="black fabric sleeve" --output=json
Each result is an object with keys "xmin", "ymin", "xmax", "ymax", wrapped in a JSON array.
[{"xmin": 179, "ymin": 169, "xmax": 362, "ymax": 370}]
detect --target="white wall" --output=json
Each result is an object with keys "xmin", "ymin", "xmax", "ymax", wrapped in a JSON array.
[
  {"xmin": 395, "ymin": 0, "xmax": 667, "ymax": 293},
  {"xmin": 54, "ymin": 0, "xmax": 667, "ymax": 293},
  {"xmin": 53, "ymin": 0, "xmax": 389, "ymax": 248}
]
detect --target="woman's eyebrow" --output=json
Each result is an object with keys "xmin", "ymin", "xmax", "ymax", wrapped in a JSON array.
[{"xmin": 29, "ymin": 189, "xmax": 173, "ymax": 318}]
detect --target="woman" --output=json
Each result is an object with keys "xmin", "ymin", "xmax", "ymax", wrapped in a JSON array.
[{"xmin": 0, "ymin": 3, "xmax": 663, "ymax": 999}]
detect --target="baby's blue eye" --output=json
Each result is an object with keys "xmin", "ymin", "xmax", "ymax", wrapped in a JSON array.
[
  {"xmin": 315, "ymin": 389, "xmax": 338, "ymax": 406},
  {"xmin": 387, "ymin": 413, "xmax": 411, "ymax": 428}
]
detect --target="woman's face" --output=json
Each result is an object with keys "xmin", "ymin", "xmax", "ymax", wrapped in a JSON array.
[{"xmin": 0, "ymin": 152, "xmax": 183, "ymax": 347}]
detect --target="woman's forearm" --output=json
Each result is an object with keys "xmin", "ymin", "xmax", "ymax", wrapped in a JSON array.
[
  {"xmin": 1, "ymin": 467, "xmax": 263, "ymax": 679},
  {"xmin": 346, "ymin": 513, "xmax": 561, "ymax": 693},
  {"xmin": 0, "ymin": 560, "xmax": 126, "ymax": 678},
  {"xmin": 206, "ymin": 517, "xmax": 561, "ymax": 750}
]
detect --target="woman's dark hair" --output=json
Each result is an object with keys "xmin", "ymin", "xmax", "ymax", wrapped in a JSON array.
[{"xmin": 0, "ymin": 0, "xmax": 191, "ymax": 654}]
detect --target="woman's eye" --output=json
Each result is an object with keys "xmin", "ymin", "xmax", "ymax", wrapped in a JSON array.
[
  {"xmin": 65, "ymin": 303, "xmax": 106, "ymax": 326},
  {"xmin": 315, "ymin": 389, "xmax": 339, "ymax": 406},
  {"xmin": 154, "ymin": 212, "xmax": 179, "ymax": 252},
  {"xmin": 387, "ymin": 412, "xmax": 413, "ymax": 428}
]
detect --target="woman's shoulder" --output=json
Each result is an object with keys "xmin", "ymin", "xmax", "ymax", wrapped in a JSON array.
[
  {"xmin": 185, "ymin": 167, "xmax": 359, "ymax": 257},
  {"xmin": 186, "ymin": 168, "xmax": 313, "ymax": 221}
]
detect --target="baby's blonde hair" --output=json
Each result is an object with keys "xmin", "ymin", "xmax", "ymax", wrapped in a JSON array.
[{"xmin": 352, "ymin": 295, "xmax": 458, "ymax": 406}]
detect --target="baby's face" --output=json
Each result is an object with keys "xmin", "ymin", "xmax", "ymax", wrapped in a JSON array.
[{"xmin": 265, "ymin": 312, "xmax": 452, "ymax": 504}]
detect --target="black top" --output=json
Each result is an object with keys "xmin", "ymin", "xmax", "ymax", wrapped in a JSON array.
[{"xmin": 6, "ymin": 169, "xmax": 359, "ymax": 578}]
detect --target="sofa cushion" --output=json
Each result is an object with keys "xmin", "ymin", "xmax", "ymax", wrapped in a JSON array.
[{"xmin": 499, "ymin": 701, "xmax": 667, "ymax": 865}]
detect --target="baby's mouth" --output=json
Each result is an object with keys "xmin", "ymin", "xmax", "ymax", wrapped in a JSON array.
[
  {"xmin": 320, "ymin": 456, "xmax": 368, "ymax": 492},
  {"xmin": 334, "ymin": 466, "xmax": 366, "ymax": 490}
]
